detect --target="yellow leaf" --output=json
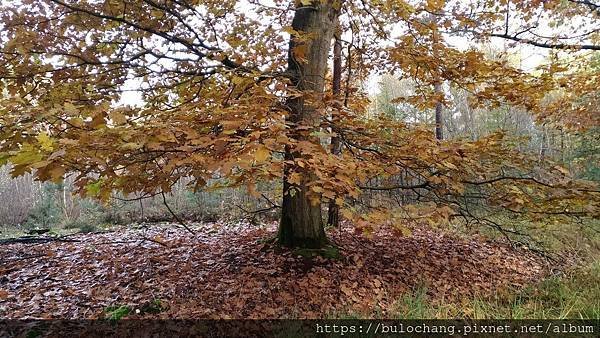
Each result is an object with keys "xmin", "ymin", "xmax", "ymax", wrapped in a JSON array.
[
  {"xmin": 109, "ymin": 111, "xmax": 127, "ymax": 125},
  {"xmin": 152, "ymin": 235, "xmax": 167, "ymax": 246},
  {"xmin": 121, "ymin": 142, "xmax": 143, "ymax": 150},
  {"xmin": 36, "ymin": 132, "xmax": 54, "ymax": 151},
  {"xmin": 63, "ymin": 102, "xmax": 78, "ymax": 114},
  {"xmin": 288, "ymin": 173, "xmax": 302, "ymax": 185},
  {"xmin": 254, "ymin": 146, "xmax": 270, "ymax": 163},
  {"xmin": 444, "ymin": 162, "xmax": 458, "ymax": 170},
  {"xmin": 292, "ymin": 44, "xmax": 308, "ymax": 62},
  {"xmin": 322, "ymin": 190, "xmax": 335, "ymax": 199},
  {"xmin": 555, "ymin": 165, "xmax": 569, "ymax": 175},
  {"xmin": 311, "ymin": 186, "xmax": 323, "ymax": 193},
  {"xmin": 247, "ymin": 182, "xmax": 260, "ymax": 198},
  {"xmin": 282, "ymin": 26, "xmax": 298, "ymax": 36},
  {"xmin": 11, "ymin": 144, "xmax": 43, "ymax": 165},
  {"xmin": 69, "ymin": 117, "xmax": 84, "ymax": 127},
  {"xmin": 341, "ymin": 208, "xmax": 353, "ymax": 219}
]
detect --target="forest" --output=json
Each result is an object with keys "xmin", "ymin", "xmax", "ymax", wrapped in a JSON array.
[{"xmin": 0, "ymin": 0, "xmax": 599, "ymax": 335}]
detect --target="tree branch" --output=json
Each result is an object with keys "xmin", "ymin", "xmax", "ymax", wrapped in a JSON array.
[{"xmin": 490, "ymin": 32, "xmax": 600, "ymax": 50}]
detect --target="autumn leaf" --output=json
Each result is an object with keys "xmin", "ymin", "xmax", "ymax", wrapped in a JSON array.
[
  {"xmin": 254, "ymin": 146, "xmax": 270, "ymax": 163},
  {"xmin": 109, "ymin": 111, "xmax": 128, "ymax": 125},
  {"xmin": 288, "ymin": 173, "xmax": 302, "ymax": 185},
  {"xmin": 36, "ymin": 132, "xmax": 54, "ymax": 152}
]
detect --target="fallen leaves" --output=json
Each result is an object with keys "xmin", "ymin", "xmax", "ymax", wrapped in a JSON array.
[{"xmin": 0, "ymin": 222, "xmax": 548, "ymax": 319}]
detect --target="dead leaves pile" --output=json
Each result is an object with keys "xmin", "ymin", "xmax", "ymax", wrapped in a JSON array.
[{"xmin": 0, "ymin": 222, "xmax": 547, "ymax": 319}]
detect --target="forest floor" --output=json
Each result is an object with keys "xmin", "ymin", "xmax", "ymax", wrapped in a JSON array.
[{"xmin": 0, "ymin": 221, "xmax": 564, "ymax": 319}]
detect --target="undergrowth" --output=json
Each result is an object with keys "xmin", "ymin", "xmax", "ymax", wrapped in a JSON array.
[{"xmin": 340, "ymin": 260, "xmax": 599, "ymax": 319}]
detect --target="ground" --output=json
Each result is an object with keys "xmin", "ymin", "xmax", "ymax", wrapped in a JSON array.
[{"xmin": 0, "ymin": 222, "xmax": 549, "ymax": 319}]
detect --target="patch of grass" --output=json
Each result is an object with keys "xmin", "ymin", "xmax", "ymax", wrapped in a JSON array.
[
  {"xmin": 139, "ymin": 299, "xmax": 166, "ymax": 314},
  {"xmin": 0, "ymin": 226, "xmax": 78, "ymax": 240},
  {"xmin": 104, "ymin": 299, "xmax": 166, "ymax": 320},
  {"xmin": 450, "ymin": 261, "xmax": 597, "ymax": 319},
  {"xmin": 332, "ymin": 261, "xmax": 599, "ymax": 319},
  {"xmin": 64, "ymin": 219, "xmax": 100, "ymax": 233},
  {"xmin": 104, "ymin": 305, "xmax": 131, "ymax": 321},
  {"xmin": 392, "ymin": 286, "xmax": 430, "ymax": 319},
  {"xmin": 0, "ymin": 226, "xmax": 26, "ymax": 239},
  {"xmin": 475, "ymin": 260, "xmax": 600, "ymax": 319},
  {"xmin": 78, "ymin": 223, "xmax": 99, "ymax": 234},
  {"xmin": 25, "ymin": 329, "xmax": 43, "ymax": 338},
  {"xmin": 257, "ymin": 235, "xmax": 278, "ymax": 245}
]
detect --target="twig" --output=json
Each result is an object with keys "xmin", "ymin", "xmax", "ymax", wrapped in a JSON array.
[
  {"xmin": 261, "ymin": 193, "xmax": 281, "ymax": 208},
  {"xmin": 161, "ymin": 191, "xmax": 195, "ymax": 235}
]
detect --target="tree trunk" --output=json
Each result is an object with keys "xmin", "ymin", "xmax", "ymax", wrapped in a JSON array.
[
  {"xmin": 327, "ymin": 34, "xmax": 343, "ymax": 227},
  {"xmin": 279, "ymin": 1, "xmax": 340, "ymax": 248},
  {"xmin": 430, "ymin": 14, "xmax": 444, "ymax": 141},
  {"xmin": 434, "ymin": 81, "xmax": 444, "ymax": 140}
]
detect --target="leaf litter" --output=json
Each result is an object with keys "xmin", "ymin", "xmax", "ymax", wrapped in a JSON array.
[{"xmin": 0, "ymin": 221, "xmax": 548, "ymax": 319}]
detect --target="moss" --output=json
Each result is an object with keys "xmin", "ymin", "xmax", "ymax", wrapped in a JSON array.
[{"xmin": 293, "ymin": 244, "xmax": 342, "ymax": 260}]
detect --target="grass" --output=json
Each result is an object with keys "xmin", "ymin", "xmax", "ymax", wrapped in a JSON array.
[
  {"xmin": 0, "ymin": 226, "xmax": 82, "ymax": 240},
  {"xmin": 453, "ymin": 216, "xmax": 600, "ymax": 262},
  {"xmin": 104, "ymin": 299, "xmax": 166, "ymax": 320},
  {"xmin": 387, "ymin": 260, "xmax": 600, "ymax": 319},
  {"xmin": 330, "ymin": 214, "xmax": 599, "ymax": 320},
  {"xmin": 104, "ymin": 305, "xmax": 132, "ymax": 321},
  {"xmin": 0, "ymin": 222, "xmax": 112, "ymax": 240},
  {"xmin": 0, "ymin": 226, "xmax": 26, "ymax": 239},
  {"xmin": 331, "ymin": 260, "xmax": 599, "ymax": 319}
]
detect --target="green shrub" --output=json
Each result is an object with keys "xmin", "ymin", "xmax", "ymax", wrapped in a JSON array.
[
  {"xmin": 63, "ymin": 198, "xmax": 108, "ymax": 233},
  {"xmin": 63, "ymin": 219, "xmax": 98, "ymax": 233},
  {"xmin": 23, "ymin": 183, "xmax": 61, "ymax": 230}
]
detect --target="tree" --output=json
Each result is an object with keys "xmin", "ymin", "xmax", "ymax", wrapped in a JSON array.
[
  {"xmin": 278, "ymin": 1, "xmax": 341, "ymax": 248},
  {"xmin": 0, "ymin": 0, "xmax": 598, "ymax": 249},
  {"xmin": 326, "ymin": 32, "xmax": 343, "ymax": 228}
]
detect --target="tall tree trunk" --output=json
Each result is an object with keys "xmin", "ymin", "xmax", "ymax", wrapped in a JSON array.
[
  {"xmin": 279, "ymin": 1, "xmax": 340, "ymax": 248},
  {"xmin": 327, "ymin": 33, "xmax": 343, "ymax": 227},
  {"xmin": 434, "ymin": 81, "xmax": 444, "ymax": 140},
  {"xmin": 430, "ymin": 14, "xmax": 444, "ymax": 141}
]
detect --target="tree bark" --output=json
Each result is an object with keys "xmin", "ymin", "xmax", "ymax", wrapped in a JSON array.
[
  {"xmin": 279, "ymin": 1, "xmax": 340, "ymax": 248},
  {"xmin": 327, "ymin": 33, "xmax": 343, "ymax": 228},
  {"xmin": 429, "ymin": 14, "xmax": 444, "ymax": 141},
  {"xmin": 434, "ymin": 81, "xmax": 444, "ymax": 140}
]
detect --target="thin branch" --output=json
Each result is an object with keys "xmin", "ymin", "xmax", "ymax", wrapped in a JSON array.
[
  {"xmin": 359, "ymin": 182, "xmax": 429, "ymax": 191},
  {"xmin": 161, "ymin": 191, "xmax": 195, "ymax": 235},
  {"xmin": 489, "ymin": 32, "xmax": 600, "ymax": 50}
]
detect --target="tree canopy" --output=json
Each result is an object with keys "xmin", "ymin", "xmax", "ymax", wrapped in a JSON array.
[{"xmin": 0, "ymin": 0, "xmax": 598, "ymax": 248}]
